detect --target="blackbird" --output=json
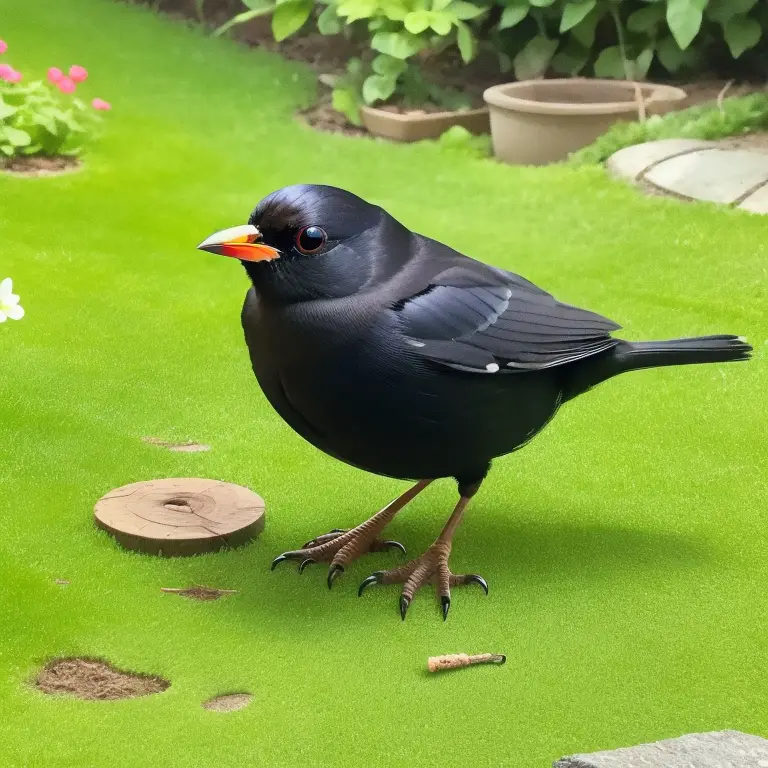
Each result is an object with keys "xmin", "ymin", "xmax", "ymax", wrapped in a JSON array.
[{"xmin": 198, "ymin": 184, "xmax": 752, "ymax": 621}]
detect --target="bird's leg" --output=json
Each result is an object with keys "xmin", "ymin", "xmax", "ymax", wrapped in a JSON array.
[
  {"xmin": 358, "ymin": 480, "xmax": 487, "ymax": 620},
  {"xmin": 271, "ymin": 480, "xmax": 432, "ymax": 588}
]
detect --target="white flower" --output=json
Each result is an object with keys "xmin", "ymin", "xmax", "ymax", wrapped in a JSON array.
[{"xmin": 0, "ymin": 277, "xmax": 24, "ymax": 322}]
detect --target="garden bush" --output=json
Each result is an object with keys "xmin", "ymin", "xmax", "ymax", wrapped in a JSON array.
[
  {"xmin": 0, "ymin": 39, "xmax": 111, "ymax": 158},
  {"xmin": 221, "ymin": 1, "xmax": 766, "ymax": 120}
]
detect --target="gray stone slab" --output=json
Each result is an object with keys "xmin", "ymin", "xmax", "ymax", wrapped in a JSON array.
[
  {"xmin": 739, "ymin": 182, "xmax": 768, "ymax": 213},
  {"xmin": 645, "ymin": 149, "xmax": 768, "ymax": 203},
  {"xmin": 606, "ymin": 139, "xmax": 714, "ymax": 181},
  {"xmin": 554, "ymin": 730, "xmax": 768, "ymax": 768}
]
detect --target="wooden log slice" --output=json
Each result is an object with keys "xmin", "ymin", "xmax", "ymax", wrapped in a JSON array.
[{"xmin": 94, "ymin": 478, "xmax": 265, "ymax": 557}]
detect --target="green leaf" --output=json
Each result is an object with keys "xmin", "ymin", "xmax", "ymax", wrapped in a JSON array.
[
  {"xmin": 430, "ymin": 14, "xmax": 453, "ymax": 34},
  {"xmin": 336, "ymin": 0, "xmax": 377, "ymax": 22},
  {"xmin": 378, "ymin": 0, "xmax": 408, "ymax": 20},
  {"xmin": 372, "ymin": 54, "xmax": 408, "ymax": 77},
  {"xmin": 724, "ymin": 14, "xmax": 762, "ymax": 57},
  {"xmin": 362, "ymin": 73, "xmax": 398, "ymax": 104},
  {"xmin": 0, "ymin": 99, "xmax": 17, "ymax": 121},
  {"xmin": 372, "ymin": 31, "xmax": 424, "ymax": 58},
  {"xmin": 551, "ymin": 37, "xmax": 589, "ymax": 75},
  {"xmin": 432, "ymin": 0, "xmax": 453, "ymax": 11},
  {"xmin": 4, "ymin": 126, "xmax": 31, "ymax": 147},
  {"xmin": 213, "ymin": 6, "xmax": 274, "ymax": 36},
  {"xmin": 331, "ymin": 87, "xmax": 362, "ymax": 125},
  {"xmin": 570, "ymin": 5, "xmax": 603, "ymax": 46},
  {"xmin": 498, "ymin": 3, "xmax": 528, "ymax": 30},
  {"xmin": 447, "ymin": 0, "xmax": 485, "ymax": 20},
  {"xmin": 655, "ymin": 35, "xmax": 689, "ymax": 71},
  {"xmin": 666, "ymin": 0, "xmax": 707, "ymax": 51},
  {"xmin": 271, "ymin": 0, "xmax": 312, "ymax": 39},
  {"xmin": 627, "ymin": 4, "xmax": 665, "ymax": 32},
  {"xmin": 243, "ymin": 0, "xmax": 274, "ymax": 9},
  {"xmin": 404, "ymin": 10, "xmax": 432, "ymax": 33},
  {"xmin": 317, "ymin": 5, "xmax": 342, "ymax": 34},
  {"xmin": 456, "ymin": 20, "xmax": 476, "ymax": 62},
  {"xmin": 706, "ymin": 0, "xmax": 756, "ymax": 25},
  {"xmin": 634, "ymin": 46, "xmax": 654, "ymax": 78},
  {"xmin": 529, "ymin": 0, "xmax": 554, "ymax": 6},
  {"xmin": 593, "ymin": 45, "xmax": 628, "ymax": 79},
  {"xmin": 560, "ymin": 1, "xmax": 595, "ymax": 33},
  {"xmin": 513, "ymin": 35, "xmax": 558, "ymax": 80}
]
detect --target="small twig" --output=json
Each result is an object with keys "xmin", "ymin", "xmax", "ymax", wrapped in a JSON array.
[
  {"xmin": 427, "ymin": 653, "xmax": 506, "ymax": 673},
  {"xmin": 717, "ymin": 79, "xmax": 735, "ymax": 113}
]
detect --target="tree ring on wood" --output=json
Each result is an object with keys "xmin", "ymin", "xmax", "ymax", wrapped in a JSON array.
[{"xmin": 94, "ymin": 478, "xmax": 265, "ymax": 557}]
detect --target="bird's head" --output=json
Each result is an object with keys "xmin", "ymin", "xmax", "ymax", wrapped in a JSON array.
[{"xmin": 197, "ymin": 184, "xmax": 408, "ymax": 303}]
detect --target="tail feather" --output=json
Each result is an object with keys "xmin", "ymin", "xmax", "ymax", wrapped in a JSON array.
[
  {"xmin": 563, "ymin": 334, "xmax": 752, "ymax": 401},
  {"xmin": 617, "ymin": 335, "xmax": 753, "ymax": 370}
]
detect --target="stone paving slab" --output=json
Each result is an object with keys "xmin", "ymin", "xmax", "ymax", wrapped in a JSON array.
[
  {"xmin": 606, "ymin": 139, "xmax": 715, "ymax": 181},
  {"xmin": 739, "ymin": 183, "xmax": 768, "ymax": 213},
  {"xmin": 554, "ymin": 730, "xmax": 768, "ymax": 768},
  {"xmin": 644, "ymin": 149, "xmax": 768, "ymax": 204}
]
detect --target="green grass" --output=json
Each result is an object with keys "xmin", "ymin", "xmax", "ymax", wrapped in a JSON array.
[{"xmin": 1, "ymin": 1, "xmax": 767, "ymax": 765}]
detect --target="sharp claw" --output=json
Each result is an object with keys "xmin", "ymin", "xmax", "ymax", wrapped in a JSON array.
[
  {"xmin": 358, "ymin": 571, "xmax": 383, "ymax": 597},
  {"xmin": 327, "ymin": 564, "xmax": 344, "ymax": 589},
  {"xmin": 381, "ymin": 540, "xmax": 406, "ymax": 555},
  {"xmin": 271, "ymin": 554, "xmax": 289, "ymax": 571},
  {"xmin": 299, "ymin": 558, "xmax": 316, "ymax": 574},
  {"xmin": 441, "ymin": 595, "xmax": 450, "ymax": 621},
  {"xmin": 466, "ymin": 574, "xmax": 489, "ymax": 595},
  {"xmin": 400, "ymin": 595, "xmax": 410, "ymax": 621}
]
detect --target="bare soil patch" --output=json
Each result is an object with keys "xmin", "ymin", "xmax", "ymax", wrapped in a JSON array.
[
  {"xmin": 2, "ymin": 155, "xmax": 80, "ymax": 177},
  {"xmin": 142, "ymin": 436, "xmax": 211, "ymax": 452},
  {"xmin": 161, "ymin": 585, "xmax": 238, "ymax": 600},
  {"xmin": 202, "ymin": 692, "xmax": 253, "ymax": 711},
  {"xmin": 36, "ymin": 658, "xmax": 169, "ymax": 700}
]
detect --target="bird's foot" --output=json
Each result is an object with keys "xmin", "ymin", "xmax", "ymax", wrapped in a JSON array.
[
  {"xmin": 271, "ymin": 525, "xmax": 406, "ymax": 589},
  {"xmin": 358, "ymin": 542, "xmax": 488, "ymax": 621}
]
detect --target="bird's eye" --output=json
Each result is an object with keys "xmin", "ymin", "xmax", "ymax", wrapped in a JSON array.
[{"xmin": 296, "ymin": 226, "xmax": 327, "ymax": 255}]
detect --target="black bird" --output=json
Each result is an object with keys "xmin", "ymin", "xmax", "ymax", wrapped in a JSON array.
[{"xmin": 198, "ymin": 184, "xmax": 751, "ymax": 620}]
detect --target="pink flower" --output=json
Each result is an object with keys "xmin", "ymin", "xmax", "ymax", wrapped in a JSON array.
[
  {"xmin": 48, "ymin": 67, "xmax": 64, "ymax": 83},
  {"xmin": 56, "ymin": 77, "xmax": 76, "ymax": 94},
  {"xmin": 0, "ymin": 40, "xmax": 7, "ymax": 55},
  {"xmin": 4, "ymin": 68, "xmax": 21, "ymax": 83},
  {"xmin": 91, "ymin": 98, "xmax": 112, "ymax": 111},
  {"xmin": 0, "ymin": 63, "xmax": 12, "ymax": 78},
  {"xmin": 69, "ymin": 65, "xmax": 88, "ymax": 82}
]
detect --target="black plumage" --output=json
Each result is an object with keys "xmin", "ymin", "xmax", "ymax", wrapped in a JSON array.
[{"xmin": 198, "ymin": 184, "xmax": 751, "ymax": 620}]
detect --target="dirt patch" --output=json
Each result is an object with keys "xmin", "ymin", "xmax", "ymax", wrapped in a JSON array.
[
  {"xmin": 298, "ymin": 94, "xmax": 368, "ymax": 138},
  {"xmin": 679, "ymin": 79, "xmax": 767, "ymax": 109},
  {"xmin": 54, "ymin": 579, "xmax": 70, "ymax": 586},
  {"xmin": 161, "ymin": 585, "xmax": 238, "ymax": 600},
  {"xmin": 142, "ymin": 436, "xmax": 211, "ymax": 452},
  {"xmin": 2, "ymin": 155, "xmax": 81, "ymax": 177},
  {"xmin": 715, "ymin": 131, "xmax": 768, "ymax": 153},
  {"xmin": 202, "ymin": 692, "xmax": 253, "ymax": 712},
  {"xmin": 36, "ymin": 658, "xmax": 169, "ymax": 700}
]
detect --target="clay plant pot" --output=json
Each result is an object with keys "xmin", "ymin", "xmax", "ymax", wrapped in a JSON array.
[
  {"xmin": 482, "ymin": 78, "xmax": 687, "ymax": 166},
  {"xmin": 360, "ymin": 105, "xmax": 490, "ymax": 142}
]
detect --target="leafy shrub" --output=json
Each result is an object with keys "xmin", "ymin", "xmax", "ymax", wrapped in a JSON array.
[
  {"xmin": 570, "ymin": 92, "xmax": 768, "ymax": 166},
  {"xmin": 217, "ymin": 0, "xmax": 767, "ymax": 120},
  {"xmin": 0, "ymin": 41, "xmax": 111, "ymax": 158}
]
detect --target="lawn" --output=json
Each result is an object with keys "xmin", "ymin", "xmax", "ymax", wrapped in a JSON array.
[{"xmin": 1, "ymin": 0, "xmax": 767, "ymax": 765}]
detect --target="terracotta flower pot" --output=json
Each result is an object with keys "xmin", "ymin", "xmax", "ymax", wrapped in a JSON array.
[
  {"xmin": 360, "ymin": 105, "xmax": 490, "ymax": 143},
  {"xmin": 483, "ymin": 78, "xmax": 688, "ymax": 166}
]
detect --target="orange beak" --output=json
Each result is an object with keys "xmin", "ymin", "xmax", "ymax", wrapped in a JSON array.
[{"xmin": 196, "ymin": 224, "xmax": 280, "ymax": 262}]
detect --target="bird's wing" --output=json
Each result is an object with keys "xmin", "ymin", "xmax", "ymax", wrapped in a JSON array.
[{"xmin": 390, "ymin": 260, "xmax": 621, "ymax": 373}]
